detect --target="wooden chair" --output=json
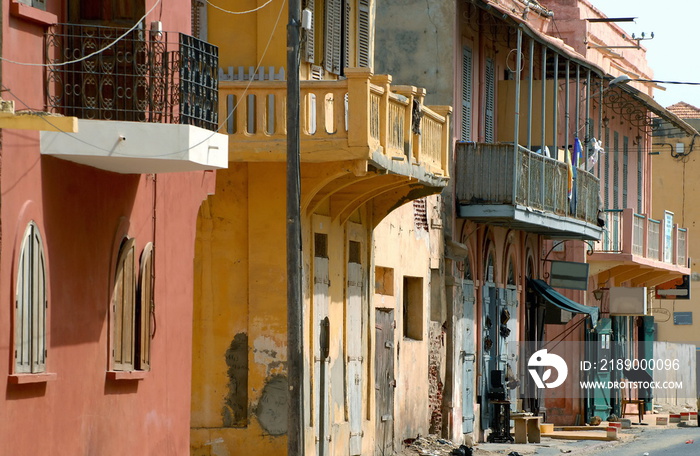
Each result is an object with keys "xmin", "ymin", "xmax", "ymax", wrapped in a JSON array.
[{"xmin": 620, "ymin": 386, "xmax": 645, "ymax": 423}]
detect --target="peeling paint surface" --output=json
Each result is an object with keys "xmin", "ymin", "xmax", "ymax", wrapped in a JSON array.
[{"xmin": 253, "ymin": 335, "xmax": 286, "ymax": 377}]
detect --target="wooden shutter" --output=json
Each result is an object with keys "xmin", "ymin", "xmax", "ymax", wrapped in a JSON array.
[
  {"xmin": 191, "ymin": 0, "xmax": 207, "ymax": 41},
  {"xmin": 14, "ymin": 223, "xmax": 47, "ymax": 374},
  {"xmin": 324, "ymin": 0, "xmax": 343, "ymax": 75},
  {"xmin": 357, "ymin": 0, "xmax": 370, "ymax": 68},
  {"xmin": 461, "ymin": 46, "xmax": 473, "ymax": 141},
  {"xmin": 137, "ymin": 243, "xmax": 154, "ymax": 370},
  {"xmin": 15, "ymin": 226, "xmax": 32, "ymax": 373},
  {"xmin": 484, "ymin": 58, "xmax": 495, "ymax": 143},
  {"xmin": 347, "ymin": 241, "xmax": 363, "ymax": 455},
  {"xmin": 113, "ymin": 238, "xmax": 136, "ymax": 371},
  {"xmin": 31, "ymin": 226, "xmax": 47, "ymax": 373},
  {"xmin": 303, "ymin": 0, "xmax": 316, "ymax": 63},
  {"xmin": 343, "ymin": 0, "xmax": 352, "ymax": 70}
]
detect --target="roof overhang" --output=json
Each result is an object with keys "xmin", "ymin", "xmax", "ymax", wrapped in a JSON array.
[
  {"xmin": 473, "ymin": 0, "xmax": 606, "ymax": 77},
  {"xmin": 615, "ymin": 83, "xmax": 699, "ymax": 136}
]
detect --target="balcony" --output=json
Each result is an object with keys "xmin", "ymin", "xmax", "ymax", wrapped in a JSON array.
[
  {"xmin": 217, "ymin": 68, "xmax": 450, "ymax": 181},
  {"xmin": 40, "ymin": 24, "xmax": 227, "ymax": 174},
  {"xmin": 455, "ymin": 142, "xmax": 602, "ymax": 240},
  {"xmin": 589, "ymin": 208, "xmax": 690, "ymax": 286}
]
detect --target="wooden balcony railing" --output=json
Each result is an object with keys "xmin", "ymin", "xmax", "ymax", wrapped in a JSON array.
[
  {"xmin": 218, "ymin": 67, "xmax": 451, "ymax": 174},
  {"xmin": 455, "ymin": 142, "xmax": 600, "ymax": 226},
  {"xmin": 594, "ymin": 208, "xmax": 690, "ymax": 267}
]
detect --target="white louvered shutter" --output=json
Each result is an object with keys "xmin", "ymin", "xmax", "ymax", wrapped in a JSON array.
[
  {"xmin": 344, "ymin": 0, "xmax": 352, "ymax": 69},
  {"xmin": 303, "ymin": 0, "xmax": 315, "ymax": 63},
  {"xmin": 484, "ymin": 57, "xmax": 495, "ymax": 143},
  {"xmin": 461, "ymin": 46, "xmax": 473, "ymax": 141},
  {"xmin": 324, "ymin": 0, "xmax": 343, "ymax": 75},
  {"xmin": 357, "ymin": 0, "xmax": 370, "ymax": 68}
]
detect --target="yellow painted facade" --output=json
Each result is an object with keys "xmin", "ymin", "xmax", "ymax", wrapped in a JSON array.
[
  {"xmin": 651, "ymin": 117, "xmax": 700, "ymax": 345},
  {"xmin": 190, "ymin": 1, "xmax": 451, "ymax": 454}
]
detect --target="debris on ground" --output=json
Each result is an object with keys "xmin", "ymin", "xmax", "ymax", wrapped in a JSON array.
[{"xmin": 398, "ymin": 435, "xmax": 475, "ymax": 456}]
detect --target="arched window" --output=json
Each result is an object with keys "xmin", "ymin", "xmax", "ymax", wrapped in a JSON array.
[
  {"xmin": 112, "ymin": 238, "xmax": 136, "ymax": 371},
  {"xmin": 15, "ymin": 222, "xmax": 47, "ymax": 374},
  {"xmin": 137, "ymin": 243, "xmax": 154, "ymax": 370},
  {"xmin": 112, "ymin": 238, "xmax": 153, "ymax": 372},
  {"xmin": 485, "ymin": 250, "xmax": 495, "ymax": 284},
  {"xmin": 506, "ymin": 259, "xmax": 515, "ymax": 286}
]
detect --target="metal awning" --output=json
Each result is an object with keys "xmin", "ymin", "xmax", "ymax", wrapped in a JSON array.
[
  {"xmin": 616, "ymin": 82, "xmax": 699, "ymax": 136},
  {"xmin": 528, "ymin": 278, "xmax": 599, "ymax": 327}
]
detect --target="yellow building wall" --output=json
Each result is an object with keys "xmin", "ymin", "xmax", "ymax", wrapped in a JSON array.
[
  {"xmin": 192, "ymin": 163, "xmax": 289, "ymax": 455},
  {"xmin": 651, "ymin": 135, "xmax": 700, "ymax": 344},
  {"xmin": 192, "ymin": 161, "xmax": 388, "ymax": 455},
  {"xmin": 207, "ymin": 0, "xmax": 287, "ymax": 70}
]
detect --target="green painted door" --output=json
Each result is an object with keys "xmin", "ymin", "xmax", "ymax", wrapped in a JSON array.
[{"xmin": 586, "ymin": 318, "xmax": 612, "ymax": 420}]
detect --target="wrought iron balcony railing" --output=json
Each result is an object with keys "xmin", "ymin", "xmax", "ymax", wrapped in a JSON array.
[
  {"xmin": 455, "ymin": 142, "xmax": 600, "ymax": 226},
  {"xmin": 594, "ymin": 208, "xmax": 689, "ymax": 267},
  {"xmin": 45, "ymin": 24, "xmax": 218, "ymax": 131}
]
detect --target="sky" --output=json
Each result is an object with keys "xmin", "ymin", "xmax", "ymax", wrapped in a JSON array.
[{"xmin": 587, "ymin": 0, "xmax": 700, "ymax": 109}]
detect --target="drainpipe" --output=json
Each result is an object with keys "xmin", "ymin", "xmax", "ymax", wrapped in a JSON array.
[
  {"xmin": 527, "ymin": 37, "xmax": 534, "ymax": 152},
  {"xmin": 513, "ymin": 28, "xmax": 523, "ymax": 204},
  {"xmin": 575, "ymin": 64, "xmax": 580, "ymax": 140},
  {"xmin": 287, "ymin": 0, "xmax": 304, "ymax": 454},
  {"xmin": 553, "ymin": 54, "xmax": 559, "ymax": 164},
  {"xmin": 565, "ymin": 59, "xmax": 570, "ymax": 165},
  {"xmin": 586, "ymin": 70, "xmax": 591, "ymax": 142},
  {"xmin": 541, "ymin": 45, "xmax": 546, "ymax": 203}
]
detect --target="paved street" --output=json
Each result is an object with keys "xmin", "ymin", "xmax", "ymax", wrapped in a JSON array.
[
  {"xmin": 583, "ymin": 425, "xmax": 700, "ymax": 456},
  {"xmin": 468, "ymin": 424, "xmax": 700, "ymax": 456}
]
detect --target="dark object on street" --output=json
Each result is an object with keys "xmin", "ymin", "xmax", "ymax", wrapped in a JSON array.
[
  {"xmin": 438, "ymin": 439, "xmax": 449, "ymax": 444},
  {"xmin": 450, "ymin": 445, "xmax": 473, "ymax": 456},
  {"xmin": 508, "ymin": 452, "xmax": 523, "ymax": 456}
]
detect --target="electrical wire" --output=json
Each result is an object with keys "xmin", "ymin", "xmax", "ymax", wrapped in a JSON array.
[
  {"xmin": 2, "ymin": 0, "xmax": 287, "ymax": 159},
  {"xmin": 206, "ymin": 0, "xmax": 273, "ymax": 15},
  {"xmin": 0, "ymin": 0, "xmax": 162, "ymax": 67}
]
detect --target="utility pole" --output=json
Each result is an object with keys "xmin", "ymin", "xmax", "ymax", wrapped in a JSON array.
[{"xmin": 286, "ymin": 0, "xmax": 304, "ymax": 455}]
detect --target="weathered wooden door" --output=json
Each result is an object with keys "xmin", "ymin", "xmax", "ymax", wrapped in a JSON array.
[
  {"xmin": 347, "ymin": 259, "xmax": 363, "ymax": 455},
  {"xmin": 375, "ymin": 309, "xmax": 395, "ymax": 456},
  {"xmin": 461, "ymin": 280, "xmax": 476, "ymax": 434},
  {"xmin": 314, "ymin": 234, "xmax": 331, "ymax": 456}
]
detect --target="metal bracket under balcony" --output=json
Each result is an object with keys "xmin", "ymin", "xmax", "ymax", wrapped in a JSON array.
[{"xmin": 456, "ymin": 142, "xmax": 602, "ymax": 241}]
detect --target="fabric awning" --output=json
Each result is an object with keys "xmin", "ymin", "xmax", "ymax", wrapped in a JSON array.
[{"xmin": 528, "ymin": 278, "xmax": 599, "ymax": 327}]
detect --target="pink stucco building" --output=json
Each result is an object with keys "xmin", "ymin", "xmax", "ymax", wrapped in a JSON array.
[{"xmin": 0, "ymin": 0, "xmax": 226, "ymax": 453}]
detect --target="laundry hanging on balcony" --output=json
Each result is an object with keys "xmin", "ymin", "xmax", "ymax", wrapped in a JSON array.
[{"xmin": 527, "ymin": 278, "xmax": 599, "ymax": 327}]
